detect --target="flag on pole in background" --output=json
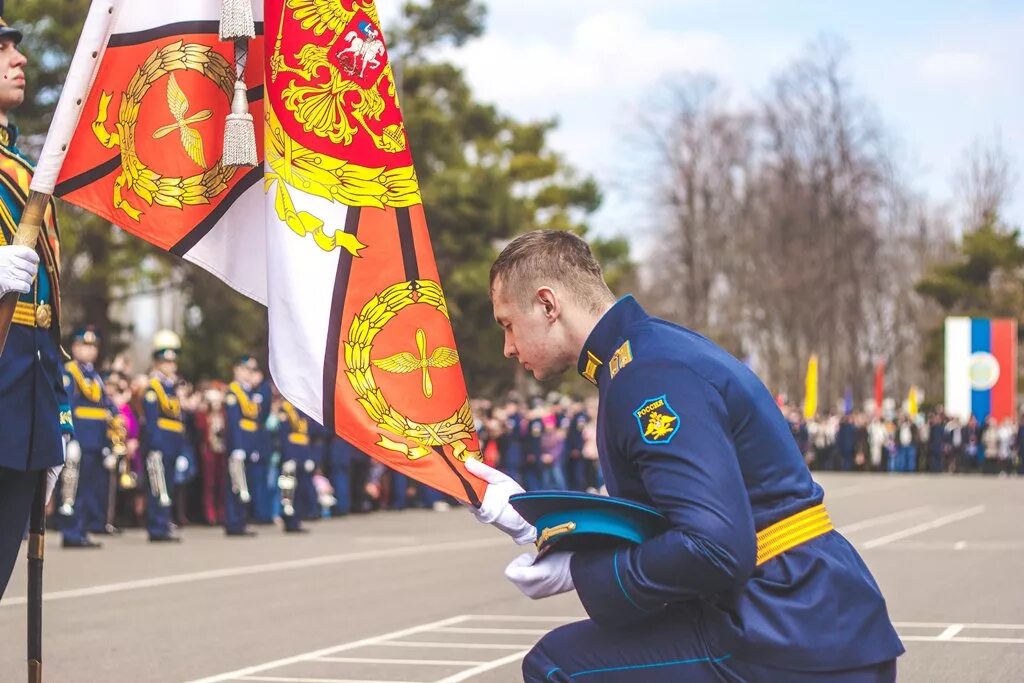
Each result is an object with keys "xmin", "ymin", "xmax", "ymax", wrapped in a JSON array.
[
  {"xmin": 873, "ymin": 361, "xmax": 885, "ymax": 418},
  {"xmin": 907, "ymin": 386, "xmax": 919, "ymax": 418},
  {"xmin": 803, "ymin": 354, "xmax": 818, "ymax": 419},
  {"xmin": 944, "ymin": 317, "xmax": 1017, "ymax": 423},
  {"xmin": 36, "ymin": 0, "xmax": 485, "ymax": 505}
]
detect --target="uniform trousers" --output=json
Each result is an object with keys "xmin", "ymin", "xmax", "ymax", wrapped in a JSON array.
[
  {"xmin": 0, "ymin": 468, "xmax": 40, "ymax": 600},
  {"xmin": 80, "ymin": 449, "xmax": 109, "ymax": 534},
  {"xmin": 523, "ymin": 605, "xmax": 897, "ymax": 683}
]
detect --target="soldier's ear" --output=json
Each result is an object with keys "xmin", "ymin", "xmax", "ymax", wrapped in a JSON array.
[{"xmin": 536, "ymin": 286, "xmax": 559, "ymax": 320}]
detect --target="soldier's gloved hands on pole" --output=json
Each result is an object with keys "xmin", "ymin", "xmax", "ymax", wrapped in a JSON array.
[
  {"xmin": 230, "ymin": 449, "xmax": 245, "ymax": 463},
  {"xmin": 281, "ymin": 460, "xmax": 297, "ymax": 475},
  {"xmin": 0, "ymin": 244, "xmax": 38, "ymax": 296},
  {"xmin": 304, "ymin": 459, "xmax": 315, "ymax": 473},
  {"xmin": 175, "ymin": 455, "xmax": 189, "ymax": 473},
  {"xmin": 464, "ymin": 457, "xmax": 537, "ymax": 545},
  {"xmin": 504, "ymin": 551, "xmax": 575, "ymax": 599},
  {"xmin": 102, "ymin": 447, "xmax": 117, "ymax": 471}
]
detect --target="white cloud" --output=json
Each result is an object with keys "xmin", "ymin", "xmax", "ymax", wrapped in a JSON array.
[
  {"xmin": 441, "ymin": 11, "xmax": 731, "ymax": 108},
  {"xmin": 920, "ymin": 51, "xmax": 994, "ymax": 86}
]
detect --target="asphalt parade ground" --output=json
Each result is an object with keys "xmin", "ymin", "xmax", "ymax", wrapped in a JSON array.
[{"xmin": 1, "ymin": 473, "xmax": 1022, "ymax": 682}]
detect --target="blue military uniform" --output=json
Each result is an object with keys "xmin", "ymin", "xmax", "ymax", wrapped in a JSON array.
[
  {"xmin": 142, "ymin": 372, "xmax": 191, "ymax": 541},
  {"xmin": 523, "ymin": 297, "xmax": 903, "ymax": 682},
  {"xmin": 0, "ymin": 120, "xmax": 73, "ymax": 598},
  {"xmin": 323, "ymin": 436, "xmax": 353, "ymax": 516},
  {"xmin": 249, "ymin": 378, "xmax": 275, "ymax": 523},
  {"xmin": 563, "ymin": 408, "xmax": 588, "ymax": 491},
  {"xmin": 522, "ymin": 415, "xmax": 544, "ymax": 491},
  {"xmin": 278, "ymin": 400, "xmax": 318, "ymax": 530},
  {"xmin": 61, "ymin": 349, "xmax": 118, "ymax": 544},
  {"xmin": 500, "ymin": 409, "xmax": 524, "ymax": 483},
  {"xmin": 224, "ymin": 379, "xmax": 259, "ymax": 535}
]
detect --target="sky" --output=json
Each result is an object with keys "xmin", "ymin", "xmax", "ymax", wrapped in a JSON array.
[{"xmin": 380, "ymin": 0, "xmax": 1024, "ymax": 241}]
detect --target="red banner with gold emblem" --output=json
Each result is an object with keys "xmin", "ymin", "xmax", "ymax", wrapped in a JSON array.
[
  {"xmin": 54, "ymin": 24, "xmax": 265, "ymax": 255},
  {"xmin": 266, "ymin": 0, "xmax": 484, "ymax": 505}
]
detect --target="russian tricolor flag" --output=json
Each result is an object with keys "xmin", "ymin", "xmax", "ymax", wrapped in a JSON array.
[{"xmin": 945, "ymin": 317, "xmax": 1017, "ymax": 421}]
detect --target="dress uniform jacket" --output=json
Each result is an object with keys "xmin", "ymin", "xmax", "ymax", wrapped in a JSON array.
[
  {"xmin": 225, "ymin": 381, "xmax": 260, "ymax": 457},
  {"xmin": 143, "ymin": 374, "xmax": 187, "ymax": 459},
  {"xmin": 63, "ymin": 360, "xmax": 115, "ymax": 453},
  {"xmin": 568, "ymin": 296, "xmax": 904, "ymax": 673},
  {"xmin": 0, "ymin": 124, "xmax": 71, "ymax": 470}
]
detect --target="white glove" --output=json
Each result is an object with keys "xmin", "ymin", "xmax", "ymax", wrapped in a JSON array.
[
  {"xmin": 464, "ymin": 458, "xmax": 536, "ymax": 545},
  {"xmin": 230, "ymin": 449, "xmax": 246, "ymax": 462},
  {"xmin": 250, "ymin": 451, "xmax": 260, "ymax": 463},
  {"xmin": 0, "ymin": 245, "xmax": 38, "ymax": 296},
  {"xmin": 175, "ymin": 455, "xmax": 189, "ymax": 473},
  {"xmin": 303, "ymin": 459, "xmax": 315, "ymax": 473},
  {"xmin": 103, "ymin": 454, "xmax": 118, "ymax": 471},
  {"xmin": 65, "ymin": 439, "xmax": 82, "ymax": 465},
  {"xmin": 281, "ymin": 460, "xmax": 297, "ymax": 475},
  {"xmin": 46, "ymin": 465, "xmax": 62, "ymax": 504},
  {"xmin": 504, "ymin": 552, "xmax": 575, "ymax": 600}
]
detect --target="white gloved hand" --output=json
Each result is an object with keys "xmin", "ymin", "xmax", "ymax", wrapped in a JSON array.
[
  {"xmin": 103, "ymin": 454, "xmax": 118, "ymax": 471},
  {"xmin": 46, "ymin": 465, "xmax": 62, "ymax": 504},
  {"xmin": 303, "ymin": 459, "xmax": 315, "ymax": 473},
  {"xmin": 464, "ymin": 458, "xmax": 536, "ymax": 545},
  {"xmin": 230, "ymin": 449, "xmax": 246, "ymax": 462},
  {"xmin": 250, "ymin": 451, "xmax": 260, "ymax": 463},
  {"xmin": 65, "ymin": 439, "xmax": 82, "ymax": 464},
  {"xmin": 281, "ymin": 460, "xmax": 297, "ymax": 475},
  {"xmin": 175, "ymin": 455, "xmax": 189, "ymax": 473},
  {"xmin": 0, "ymin": 245, "xmax": 38, "ymax": 297},
  {"xmin": 504, "ymin": 551, "xmax": 575, "ymax": 600}
]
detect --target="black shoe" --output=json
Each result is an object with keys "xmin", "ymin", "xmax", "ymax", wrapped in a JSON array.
[
  {"xmin": 63, "ymin": 538, "xmax": 103, "ymax": 549},
  {"xmin": 284, "ymin": 527, "xmax": 309, "ymax": 534},
  {"xmin": 148, "ymin": 535, "xmax": 182, "ymax": 543},
  {"xmin": 225, "ymin": 529, "xmax": 257, "ymax": 537}
]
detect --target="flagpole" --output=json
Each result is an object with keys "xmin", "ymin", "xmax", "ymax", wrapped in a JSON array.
[{"xmin": 0, "ymin": 0, "xmax": 120, "ymax": 355}]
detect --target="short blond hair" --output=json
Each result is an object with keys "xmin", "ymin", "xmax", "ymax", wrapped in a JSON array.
[{"xmin": 490, "ymin": 230, "xmax": 615, "ymax": 313}]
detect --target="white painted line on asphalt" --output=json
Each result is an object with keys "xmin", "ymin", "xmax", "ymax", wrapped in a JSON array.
[
  {"xmin": 937, "ymin": 624, "xmax": 964, "ymax": 640},
  {"xmin": 954, "ymin": 541, "xmax": 967, "ymax": 550},
  {"xmin": 433, "ymin": 627, "xmax": 549, "ymax": 635},
  {"xmin": 430, "ymin": 650, "xmax": 531, "ymax": 683},
  {"xmin": 242, "ymin": 678, "xmax": 425, "ymax": 683},
  {"xmin": 861, "ymin": 506, "xmax": 986, "ymax": 549},
  {"xmin": 380, "ymin": 642, "xmax": 529, "ymax": 651},
  {"xmin": 461, "ymin": 614, "xmax": 581, "ymax": 622},
  {"xmin": 186, "ymin": 615, "xmax": 472, "ymax": 683},
  {"xmin": 895, "ymin": 622, "xmax": 1024, "ymax": 630},
  {"xmin": 901, "ymin": 636, "xmax": 1024, "ymax": 644},
  {"xmin": 838, "ymin": 506, "xmax": 931, "ymax": 534},
  {"xmin": 1, "ymin": 538, "xmax": 506, "ymax": 608},
  {"xmin": 887, "ymin": 541, "xmax": 1024, "ymax": 551},
  {"xmin": 314, "ymin": 657, "xmax": 488, "ymax": 666}
]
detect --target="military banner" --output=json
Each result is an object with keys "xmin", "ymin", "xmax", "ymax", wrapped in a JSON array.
[{"xmin": 38, "ymin": 0, "xmax": 485, "ymax": 505}]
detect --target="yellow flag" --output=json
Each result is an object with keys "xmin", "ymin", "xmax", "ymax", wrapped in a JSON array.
[
  {"xmin": 803, "ymin": 354, "xmax": 819, "ymax": 419},
  {"xmin": 908, "ymin": 386, "xmax": 919, "ymax": 417}
]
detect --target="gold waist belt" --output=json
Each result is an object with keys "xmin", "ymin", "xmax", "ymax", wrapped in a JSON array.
[
  {"xmin": 157, "ymin": 417, "xmax": 184, "ymax": 433},
  {"xmin": 13, "ymin": 301, "xmax": 52, "ymax": 329},
  {"xmin": 756, "ymin": 504, "xmax": 833, "ymax": 566},
  {"xmin": 73, "ymin": 406, "xmax": 109, "ymax": 421}
]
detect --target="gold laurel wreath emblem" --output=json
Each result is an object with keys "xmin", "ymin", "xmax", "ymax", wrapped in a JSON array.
[
  {"xmin": 92, "ymin": 41, "xmax": 237, "ymax": 221},
  {"xmin": 345, "ymin": 279, "xmax": 478, "ymax": 462}
]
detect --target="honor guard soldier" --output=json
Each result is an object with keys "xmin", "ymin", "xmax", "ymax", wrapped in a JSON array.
[
  {"xmin": 223, "ymin": 356, "xmax": 258, "ymax": 536},
  {"xmin": 0, "ymin": 11, "xmax": 72, "ymax": 597},
  {"xmin": 277, "ymin": 399, "xmax": 317, "ymax": 532},
  {"xmin": 322, "ymin": 435, "xmax": 354, "ymax": 516},
  {"xmin": 59, "ymin": 326, "xmax": 121, "ymax": 548},
  {"xmin": 249, "ymin": 364, "xmax": 275, "ymax": 523},
  {"xmin": 142, "ymin": 330, "xmax": 191, "ymax": 542},
  {"xmin": 470, "ymin": 231, "xmax": 903, "ymax": 682}
]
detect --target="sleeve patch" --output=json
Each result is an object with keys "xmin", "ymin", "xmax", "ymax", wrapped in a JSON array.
[{"xmin": 633, "ymin": 395, "xmax": 680, "ymax": 445}]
